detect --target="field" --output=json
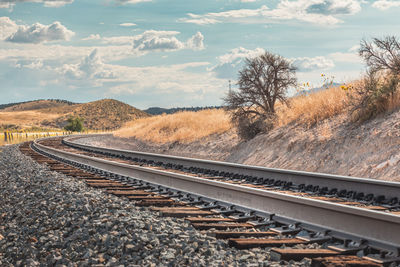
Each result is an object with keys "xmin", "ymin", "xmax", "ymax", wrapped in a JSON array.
[
  {"xmin": 115, "ymin": 109, "xmax": 232, "ymax": 143},
  {"xmin": 0, "ymin": 110, "xmax": 60, "ymax": 129},
  {"xmin": 0, "ymin": 131, "xmax": 67, "ymax": 146}
]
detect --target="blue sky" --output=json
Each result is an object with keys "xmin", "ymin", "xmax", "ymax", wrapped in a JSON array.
[{"xmin": 0, "ymin": 0, "xmax": 399, "ymax": 109}]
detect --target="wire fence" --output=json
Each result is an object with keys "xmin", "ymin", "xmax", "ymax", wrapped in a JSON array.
[{"xmin": 0, "ymin": 130, "xmax": 109, "ymax": 146}]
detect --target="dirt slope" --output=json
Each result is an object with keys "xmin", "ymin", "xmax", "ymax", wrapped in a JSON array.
[{"xmin": 78, "ymin": 109, "xmax": 400, "ymax": 181}]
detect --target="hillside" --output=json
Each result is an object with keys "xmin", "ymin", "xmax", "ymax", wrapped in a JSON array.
[
  {"xmin": 0, "ymin": 99, "xmax": 76, "ymax": 112},
  {"xmin": 53, "ymin": 99, "xmax": 150, "ymax": 130},
  {"xmin": 81, "ymin": 108, "xmax": 400, "ymax": 181},
  {"xmin": 1, "ymin": 99, "xmax": 75, "ymax": 112},
  {"xmin": 78, "ymin": 83, "xmax": 400, "ymax": 181},
  {"xmin": 0, "ymin": 99, "xmax": 149, "ymax": 130}
]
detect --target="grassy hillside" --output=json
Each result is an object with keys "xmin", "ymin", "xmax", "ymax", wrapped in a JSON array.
[
  {"xmin": 115, "ymin": 109, "xmax": 231, "ymax": 143},
  {"xmin": 1, "ymin": 99, "xmax": 75, "ymax": 111},
  {"xmin": 53, "ymin": 99, "xmax": 149, "ymax": 130},
  {"xmin": 113, "ymin": 82, "xmax": 400, "ymax": 144},
  {"xmin": 0, "ymin": 99, "xmax": 149, "ymax": 130}
]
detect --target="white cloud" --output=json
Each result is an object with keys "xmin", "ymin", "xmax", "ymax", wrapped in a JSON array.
[
  {"xmin": 212, "ymin": 47, "xmax": 336, "ymax": 78},
  {"xmin": 372, "ymin": 0, "xmax": 400, "ymax": 10},
  {"xmin": 0, "ymin": 2, "xmax": 13, "ymax": 8},
  {"xmin": 114, "ymin": 0, "xmax": 151, "ymax": 4},
  {"xmin": 180, "ymin": 14, "xmax": 220, "ymax": 25},
  {"xmin": 349, "ymin": 44, "xmax": 360, "ymax": 52},
  {"xmin": 82, "ymin": 34, "xmax": 101, "ymax": 41},
  {"xmin": 292, "ymin": 56, "xmax": 335, "ymax": 71},
  {"xmin": 43, "ymin": 0, "xmax": 73, "ymax": 7},
  {"xmin": 132, "ymin": 30, "xmax": 184, "ymax": 51},
  {"xmin": 0, "ymin": 0, "xmax": 73, "ymax": 8},
  {"xmin": 132, "ymin": 30, "xmax": 205, "ymax": 52},
  {"xmin": 180, "ymin": 0, "xmax": 362, "ymax": 26},
  {"xmin": 119, "ymin": 22, "xmax": 136, "ymax": 27},
  {"xmin": 304, "ymin": 0, "xmax": 361, "ymax": 15},
  {"xmin": 105, "ymin": 62, "xmax": 224, "ymax": 97},
  {"xmin": 211, "ymin": 47, "xmax": 265, "ymax": 79},
  {"xmin": 14, "ymin": 59, "xmax": 43, "ymax": 69},
  {"xmin": 328, "ymin": 52, "xmax": 361, "ymax": 63},
  {"xmin": 186, "ymin": 31, "xmax": 205, "ymax": 50},
  {"xmin": 0, "ymin": 42, "xmax": 134, "ymax": 64},
  {"xmin": 102, "ymin": 36, "xmax": 134, "ymax": 45},
  {"xmin": 0, "ymin": 17, "xmax": 18, "ymax": 40},
  {"xmin": 59, "ymin": 49, "xmax": 115, "ymax": 83},
  {"xmin": 5, "ymin": 21, "xmax": 74, "ymax": 43},
  {"xmin": 328, "ymin": 45, "xmax": 362, "ymax": 64}
]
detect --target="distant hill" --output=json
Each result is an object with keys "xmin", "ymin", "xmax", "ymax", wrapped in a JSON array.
[
  {"xmin": 0, "ymin": 99, "xmax": 75, "ymax": 111},
  {"xmin": 0, "ymin": 99, "xmax": 149, "ymax": 130},
  {"xmin": 2, "ymin": 99, "xmax": 76, "ymax": 112},
  {"xmin": 145, "ymin": 106, "xmax": 223, "ymax": 115},
  {"xmin": 52, "ymin": 99, "xmax": 150, "ymax": 130}
]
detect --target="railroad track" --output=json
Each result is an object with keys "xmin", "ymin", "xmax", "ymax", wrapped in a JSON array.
[{"xmin": 19, "ymin": 135, "xmax": 400, "ymax": 266}]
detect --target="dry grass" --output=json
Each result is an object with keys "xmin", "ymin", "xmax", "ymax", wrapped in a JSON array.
[
  {"xmin": 276, "ymin": 85, "xmax": 350, "ymax": 128},
  {"xmin": 114, "ymin": 80, "xmax": 400, "ymax": 144},
  {"xmin": 386, "ymin": 91, "xmax": 400, "ymax": 113},
  {"xmin": 114, "ymin": 109, "xmax": 232, "ymax": 143},
  {"xmin": 0, "ymin": 111, "xmax": 60, "ymax": 128}
]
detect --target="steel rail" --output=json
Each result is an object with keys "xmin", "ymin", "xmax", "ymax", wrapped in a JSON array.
[
  {"xmin": 64, "ymin": 135, "xmax": 400, "ymax": 199},
  {"xmin": 33, "ymin": 138, "xmax": 400, "ymax": 248}
]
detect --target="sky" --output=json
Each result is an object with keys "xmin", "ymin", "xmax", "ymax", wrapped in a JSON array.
[{"xmin": 0, "ymin": 0, "xmax": 399, "ymax": 109}]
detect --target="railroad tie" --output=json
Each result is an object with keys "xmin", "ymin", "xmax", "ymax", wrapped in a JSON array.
[
  {"xmin": 310, "ymin": 255, "xmax": 381, "ymax": 267},
  {"xmin": 151, "ymin": 207, "xmax": 202, "ymax": 212},
  {"xmin": 213, "ymin": 231, "xmax": 277, "ymax": 239},
  {"xmin": 127, "ymin": 195, "xmax": 166, "ymax": 201},
  {"xmin": 186, "ymin": 217, "xmax": 236, "ymax": 223},
  {"xmin": 86, "ymin": 182, "xmax": 125, "ymax": 188},
  {"xmin": 106, "ymin": 190, "xmax": 154, "ymax": 196},
  {"xmin": 157, "ymin": 208, "xmax": 215, "ymax": 218},
  {"xmin": 270, "ymin": 248, "xmax": 341, "ymax": 261},
  {"xmin": 136, "ymin": 199, "xmax": 184, "ymax": 207},
  {"xmin": 228, "ymin": 238, "xmax": 306, "ymax": 249},
  {"xmin": 191, "ymin": 222, "xmax": 255, "ymax": 230}
]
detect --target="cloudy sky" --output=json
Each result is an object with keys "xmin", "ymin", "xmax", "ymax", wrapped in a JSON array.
[{"xmin": 0, "ymin": 0, "xmax": 399, "ymax": 108}]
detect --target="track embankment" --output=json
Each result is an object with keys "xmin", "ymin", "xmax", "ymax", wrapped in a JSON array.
[
  {"xmin": 1, "ymin": 144, "xmax": 283, "ymax": 266},
  {"xmin": 8, "ymin": 136, "xmax": 399, "ymax": 266}
]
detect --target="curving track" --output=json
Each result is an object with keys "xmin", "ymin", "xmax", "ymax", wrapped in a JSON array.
[{"xmin": 21, "ymin": 135, "xmax": 400, "ymax": 266}]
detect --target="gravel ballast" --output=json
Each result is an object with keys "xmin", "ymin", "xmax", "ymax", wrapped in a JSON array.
[{"xmin": 0, "ymin": 145, "xmax": 311, "ymax": 266}]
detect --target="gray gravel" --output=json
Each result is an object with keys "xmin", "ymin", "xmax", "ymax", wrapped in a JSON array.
[{"xmin": 0, "ymin": 145, "xmax": 311, "ymax": 266}]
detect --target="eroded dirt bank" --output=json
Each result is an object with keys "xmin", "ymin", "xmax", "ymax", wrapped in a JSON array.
[{"xmin": 76, "ymin": 110, "xmax": 400, "ymax": 181}]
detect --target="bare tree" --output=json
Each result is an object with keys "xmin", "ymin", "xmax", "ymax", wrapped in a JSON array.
[
  {"xmin": 223, "ymin": 51, "xmax": 297, "ymax": 139},
  {"xmin": 359, "ymin": 36, "xmax": 400, "ymax": 75},
  {"xmin": 349, "ymin": 36, "xmax": 400, "ymax": 122}
]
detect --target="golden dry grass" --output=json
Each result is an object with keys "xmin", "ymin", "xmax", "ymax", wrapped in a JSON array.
[
  {"xmin": 386, "ymin": 91, "xmax": 400, "ymax": 112},
  {"xmin": 113, "ymin": 80, "xmax": 400, "ymax": 144},
  {"xmin": 114, "ymin": 109, "xmax": 232, "ymax": 143},
  {"xmin": 0, "ymin": 111, "xmax": 60, "ymax": 127},
  {"xmin": 276, "ymin": 85, "xmax": 350, "ymax": 128}
]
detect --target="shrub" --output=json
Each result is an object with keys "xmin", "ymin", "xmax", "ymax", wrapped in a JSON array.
[
  {"xmin": 347, "ymin": 36, "xmax": 400, "ymax": 122},
  {"xmin": 349, "ymin": 71, "xmax": 400, "ymax": 122},
  {"xmin": 64, "ymin": 116, "xmax": 85, "ymax": 132}
]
